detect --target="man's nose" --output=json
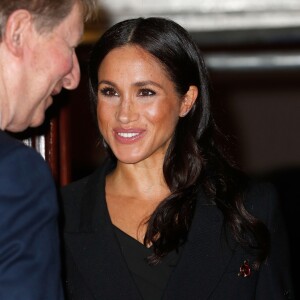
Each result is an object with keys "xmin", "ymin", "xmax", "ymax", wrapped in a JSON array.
[{"xmin": 62, "ymin": 51, "xmax": 81, "ymax": 90}]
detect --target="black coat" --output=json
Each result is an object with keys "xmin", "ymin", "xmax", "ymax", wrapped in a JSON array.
[{"xmin": 61, "ymin": 159, "xmax": 294, "ymax": 299}]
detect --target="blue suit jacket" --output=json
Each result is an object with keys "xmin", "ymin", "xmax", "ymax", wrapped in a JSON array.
[
  {"xmin": 61, "ymin": 159, "xmax": 295, "ymax": 300},
  {"xmin": 0, "ymin": 130, "xmax": 64, "ymax": 299}
]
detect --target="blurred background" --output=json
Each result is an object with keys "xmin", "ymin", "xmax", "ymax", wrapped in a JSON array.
[
  {"xmin": 67, "ymin": 0, "xmax": 300, "ymax": 178},
  {"xmin": 17, "ymin": 0, "xmax": 300, "ymax": 292}
]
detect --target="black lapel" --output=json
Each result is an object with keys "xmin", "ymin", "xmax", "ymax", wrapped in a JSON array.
[
  {"xmin": 163, "ymin": 190, "xmax": 236, "ymax": 300},
  {"xmin": 64, "ymin": 161, "xmax": 142, "ymax": 299}
]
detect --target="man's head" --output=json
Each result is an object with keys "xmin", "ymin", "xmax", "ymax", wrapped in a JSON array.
[{"xmin": 0, "ymin": 0, "xmax": 96, "ymax": 132}]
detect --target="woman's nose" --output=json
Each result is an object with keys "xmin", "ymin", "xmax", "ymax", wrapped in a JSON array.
[{"xmin": 116, "ymin": 98, "xmax": 139, "ymax": 124}]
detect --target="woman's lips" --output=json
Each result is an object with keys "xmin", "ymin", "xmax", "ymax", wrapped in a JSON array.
[{"xmin": 114, "ymin": 129, "xmax": 146, "ymax": 144}]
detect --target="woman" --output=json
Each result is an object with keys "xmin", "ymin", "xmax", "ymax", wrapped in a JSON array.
[{"xmin": 61, "ymin": 17, "xmax": 294, "ymax": 299}]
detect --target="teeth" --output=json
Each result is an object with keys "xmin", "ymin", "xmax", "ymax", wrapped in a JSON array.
[{"xmin": 118, "ymin": 132, "xmax": 139, "ymax": 138}]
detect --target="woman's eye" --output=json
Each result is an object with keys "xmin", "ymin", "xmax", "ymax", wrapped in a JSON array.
[
  {"xmin": 99, "ymin": 87, "xmax": 118, "ymax": 97},
  {"xmin": 138, "ymin": 89, "xmax": 156, "ymax": 97}
]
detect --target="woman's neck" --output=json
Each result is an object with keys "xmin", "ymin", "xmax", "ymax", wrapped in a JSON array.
[
  {"xmin": 105, "ymin": 160, "xmax": 170, "ymax": 243},
  {"xmin": 107, "ymin": 160, "xmax": 170, "ymax": 201}
]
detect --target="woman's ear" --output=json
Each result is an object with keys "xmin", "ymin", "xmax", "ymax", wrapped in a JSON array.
[
  {"xmin": 179, "ymin": 85, "xmax": 198, "ymax": 117},
  {"xmin": 3, "ymin": 9, "xmax": 32, "ymax": 57}
]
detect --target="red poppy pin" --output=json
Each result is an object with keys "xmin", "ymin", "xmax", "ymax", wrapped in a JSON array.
[{"xmin": 238, "ymin": 260, "xmax": 251, "ymax": 277}]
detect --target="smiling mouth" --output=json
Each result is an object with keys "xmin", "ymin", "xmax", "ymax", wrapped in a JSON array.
[
  {"xmin": 117, "ymin": 132, "xmax": 139, "ymax": 138},
  {"xmin": 114, "ymin": 130, "xmax": 145, "ymax": 144}
]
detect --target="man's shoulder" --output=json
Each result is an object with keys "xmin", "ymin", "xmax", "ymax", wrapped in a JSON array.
[
  {"xmin": 0, "ymin": 130, "xmax": 24, "ymax": 154},
  {"xmin": 0, "ymin": 130, "xmax": 41, "ymax": 156},
  {"xmin": 0, "ymin": 131, "xmax": 49, "ymax": 170},
  {"xmin": 0, "ymin": 131, "xmax": 55, "ymax": 200}
]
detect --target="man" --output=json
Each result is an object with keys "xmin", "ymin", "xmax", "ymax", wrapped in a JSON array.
[{"xmin": 0, "ymin": 0, "xmax": 96, "ymax": 299}]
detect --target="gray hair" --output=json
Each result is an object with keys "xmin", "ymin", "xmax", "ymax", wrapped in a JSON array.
[{"xmin": 0, "ymin": 0, "xmax": 97, "ymax": 40}]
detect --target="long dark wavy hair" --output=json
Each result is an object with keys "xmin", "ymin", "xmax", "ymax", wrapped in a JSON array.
[{"xmin": 88, "ymin": 17, "xmax": 270, "ymax": 268}]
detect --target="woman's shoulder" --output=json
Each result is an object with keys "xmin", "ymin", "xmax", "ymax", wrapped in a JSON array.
[
  {"xmin": 60, "ymin": 158, "xmax": 114, "ymax": 217},
  {"xmin": 61, "ymin": 175, "xmax": 90, "ymax": 202},
  {"xmin": 60, "ymin": 167, "xmax": 103, "ymax": 231},
  {"xmin": 60, "ymin": 174, "xmax": 92, "ymax": 228},
  {"xmin": 243, "ymin": 178, "xmax": 280, "ymax": 224},
  {"xmin": 61, "ymin": 158, "xmax": 112, "ymax": 201}
]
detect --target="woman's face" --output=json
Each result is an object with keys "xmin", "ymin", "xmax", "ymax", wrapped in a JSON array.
[{"xmin": 97, "ymin": 45, "xmax": 188, "ymax": 165}]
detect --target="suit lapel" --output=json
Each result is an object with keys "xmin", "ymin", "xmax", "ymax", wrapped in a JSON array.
[
  {"xmin": 164, "ymin": 190, "xmax": 236, "ymax": 299},
  {"xmin": 64, "ymin": 163, "xmax": 142, "ymax": 299}
]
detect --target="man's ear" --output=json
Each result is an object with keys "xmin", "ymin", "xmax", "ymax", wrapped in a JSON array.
[
  {"xmin": 179, "ymin": 85, "xmax": 198, "ymax": 117},
  {"xmin": 3, "ymin": 9, "xmax": 32, "ymax": 57}
]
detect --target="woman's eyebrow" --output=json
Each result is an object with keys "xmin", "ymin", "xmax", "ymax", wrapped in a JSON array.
[
  {"xmin": 134, "ymin": 80, "xmax": 163, "ymax": 89},
  {"xmin": 98, "ymin": 80, "xmax": 115, "ymax": 86},
  {"xmin": 98, "ymin": 80, "xmax": 163, "ymax": 89}
]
